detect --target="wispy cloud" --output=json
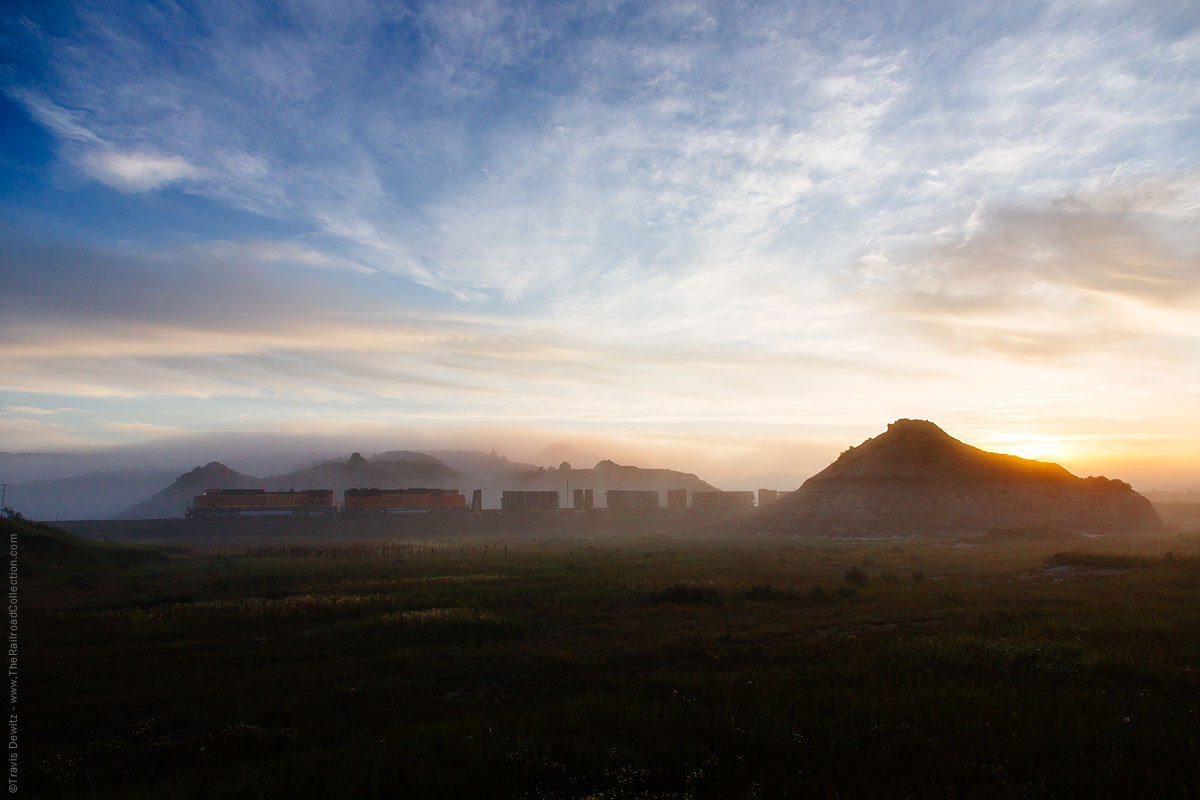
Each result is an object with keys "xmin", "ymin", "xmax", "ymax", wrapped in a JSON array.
[
  {"xmin": 2, "ymin": 406, "xmax": 58, "ymax": 416},
  {"xmin": 102, "ymin": 421, "xmax": 188, "ymax": 437},
  {"xmin": 854, "ymin": 181, "xmax": 1200, "ymax": 361},
  {"xmin": 82, "ymin": 149, "xmax": 200, "ymax": 192},
  {"xmin": 9, "ymin": 1, "xmax": 1196, "ymax": 304}
]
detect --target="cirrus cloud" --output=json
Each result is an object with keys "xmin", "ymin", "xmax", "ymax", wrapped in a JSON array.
[{"xmin": 81, "ymin": 148, "xmax": 200, "ymax": 192}]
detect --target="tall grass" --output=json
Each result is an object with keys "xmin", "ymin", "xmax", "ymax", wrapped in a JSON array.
[{"xmin": 23, "ymin": 520, "xmax": 1200, "ymax": 798}]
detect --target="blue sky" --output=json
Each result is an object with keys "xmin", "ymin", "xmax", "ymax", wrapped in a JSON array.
[{"xmin": 2, "ymin": 0, "xmax": 1199, "ymax": 487}]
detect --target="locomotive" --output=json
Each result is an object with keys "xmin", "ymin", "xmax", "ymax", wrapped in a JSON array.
[
  {"xmin": 187, "ymin": 488, "xmax": 335, "ymax": 518},
  {"xmin": 343, "ymin": 488, "xmax": 466, "ymax": 514},
  {"xmin": 187, "ymin": 487, "xmax": 466, "ymax": 517}
]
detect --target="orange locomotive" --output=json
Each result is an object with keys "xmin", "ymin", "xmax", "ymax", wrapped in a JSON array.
[
  {"xmin": 343, "ymin": 488, "xmax": 466, "ymax": 514},
  {"xmin": 188, "ymin": 488, "xmax": 334, "ymax": 518}
]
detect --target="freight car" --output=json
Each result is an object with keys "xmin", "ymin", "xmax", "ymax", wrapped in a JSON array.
[
  {"xmin": 572, "ymin": 488, "xmax": 595, "ymax": 511},
  {"xmin": 605, "ymin": 490, "xmax": 660, "ymax": 511},
  {"xmin": 343, "ymin": 488, "xmax": 466, "ymax": 514},
  {"xmin": 501, "ymin": 491, "xmax": 560, "ymax": 512},
  {"xmin": 690, "ymin": 490, "xmax": 755, "ymax": 512},
  {"xmin": 188, "ymin": 488, "xmax": 335, "ymax": 518},
  {"xmin": 666, "ymin": 488, "xmax": 688, "ymax": 510}
]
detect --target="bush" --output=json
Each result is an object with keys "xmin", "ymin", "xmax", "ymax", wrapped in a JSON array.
[
  {"xmin": 1045, "ymin": 552, "xmax": 1154, "ymax": 570},
  {"xmin": 802, "ymin": 585, "xmax": 833, "ymax": 605},
  {"xmin": 657, "ymin": 583, "xmax": 718, "ymax": 603},
  {"xmin": 843, "ymin": 566, "xmax": 869, "ymax": 587},
  {"xmin": 744, "ymin": 584, "xmax": 801, "ymax": 601}
]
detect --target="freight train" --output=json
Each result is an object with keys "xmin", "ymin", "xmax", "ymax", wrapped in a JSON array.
[{"xmin": 188, "ymin": 486, "xmax": 767, "ymax": 518}]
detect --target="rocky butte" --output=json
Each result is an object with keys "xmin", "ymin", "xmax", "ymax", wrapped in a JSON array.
[{"xmin": 757, "ymin": 419, "xmax": 1162, "ymax": 537}]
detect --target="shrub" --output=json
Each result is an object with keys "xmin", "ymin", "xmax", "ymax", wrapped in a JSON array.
[
  {"xmin": 802, "ymin": 585, "xmax": 833, "ymax": 605},
  {"xmin": 657, "ymin": 583, "xmax": 718, "ymax": 603},
  {"xmin": 843, "ymin": 566, "xmax": 869, "ymax": 587},
  {"xmin": 1045, "ymin": 552, "xmax": 1153, "ymax": 570},
  {"xmin": 744, "ymin": 584, "xmax": 801, "ymax": 601}
]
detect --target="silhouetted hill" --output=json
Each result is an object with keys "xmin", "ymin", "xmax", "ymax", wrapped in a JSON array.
[
  {"xmin": 430, "ymin": 453, "xmax": 717, "ymax": 507},
  {"xmin": 758, "ymin": 419, "xmax": 1162, "ymax": 536},
  {"xmin": 585, "ymin": 460, "xmax": 717, "ymax": 495},
  {"xmin": 492, "ymin": 460, "xmax": 718, "ymax": 507},
  {"xmin": 534, "ymin": 442, "xmax": 604, "ymax": 468},
  {"xmin": 430, "ymin": 450, "xmax": 540, "ymax": 477},
  {"xmin": 371, "ymin": 450, "xmax": 456, "ymax": 468},
  {"xmin": 116, "ymin": 462, "xmax": 259, "ymax": 519},
  {"xmin": 265, "ymin": 452, "xmax": 461, "ymax": 496}
]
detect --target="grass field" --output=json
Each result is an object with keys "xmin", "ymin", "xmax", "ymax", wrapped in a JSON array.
[{"xmin": 20, "ymin": 516, "xmax": 1200, "ymax": 798}]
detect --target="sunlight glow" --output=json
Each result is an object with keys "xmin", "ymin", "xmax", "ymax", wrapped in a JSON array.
[{"xmin": 979, "ymin": 433, "xmax": 1078, "ymax": 464}]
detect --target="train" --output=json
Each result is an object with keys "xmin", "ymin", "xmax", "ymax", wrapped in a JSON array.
[{"xmin": 188, "ymin": 487, "xmax": 769, "ymax": 518}]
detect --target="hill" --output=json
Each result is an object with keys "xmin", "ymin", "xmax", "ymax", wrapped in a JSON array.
[
  {"xmin": 4, "ymin": 516, "xmax": 169, "ymax": 580},
  {"xmin": 758, "ymin": 419, "xmax": 1162, "ymax": 536},
  {"xmin": 370, "ymin": 450, "xmax": 458, "ymax": 468},
  {"xmin": 583, "ymin": 459, "xmax": 717, "ymax": 498},
  {"xmin": 116, "ymin": 462, "xmax": 259, "ymax": 519},
  {"xmin": 264, "ymin": 452, "xmax": 462, "ymax": 495},
  {"xmin": 427, "ymin": 452, "xmax": 716, "ymax": 507}
]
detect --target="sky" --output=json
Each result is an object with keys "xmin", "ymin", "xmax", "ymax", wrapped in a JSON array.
[{"xmin": 1, "ymin": 0, "xmax": 1198, "ymax": 489}]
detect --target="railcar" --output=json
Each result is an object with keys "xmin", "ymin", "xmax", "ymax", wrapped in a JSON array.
[
  {"xmin": 343, "ymin": 488, "xmax": 466, "ymax": 514},
  {"xmin": 187, "ymin": 488, "xmax": 335, "ymax": 518},
  {"xmin": 690, "ymin": 490, "xmax": 755, "ymax": 512},
  {"xmin": 500, "ymin": 490, "xmax": 560, "ymax": 512},
  {"xmin": 605, "ymin": 490, "xmax": 660, "ymax": 511}
]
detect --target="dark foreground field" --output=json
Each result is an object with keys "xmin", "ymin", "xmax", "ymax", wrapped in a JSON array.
[{"xmin": 21, "ymin": 516, "xmax": 1200, "ymax": 798}]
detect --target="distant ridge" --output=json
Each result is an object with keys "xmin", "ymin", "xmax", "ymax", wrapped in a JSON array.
[
  {"xmin": 371, "ymin": 450, "xmax": 455, "ymax": 467},
  {"xmin": 115, "ymin": 449, "xmax": 722, "ymax": 518},
  {"xmin": 586, "ymin": 460, "xmax": 716, "ymax": 495},
  {"xmin": 264, "ymin": 452, "xmax": 461, "ymax": 495},
  {"xmin": 758, "ymin": 419, "xmax": 1162, "ymax": 536}
]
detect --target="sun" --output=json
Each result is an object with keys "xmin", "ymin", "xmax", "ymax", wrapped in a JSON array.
[{"xmin": 985, "ymin": 433, "xmax": 1075, "ymax": 464}]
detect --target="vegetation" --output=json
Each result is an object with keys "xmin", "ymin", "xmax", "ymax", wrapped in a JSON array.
[{"xmin": 21, "ymin": 517, "xmax": 1200, "ymax": 798}]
